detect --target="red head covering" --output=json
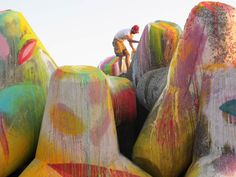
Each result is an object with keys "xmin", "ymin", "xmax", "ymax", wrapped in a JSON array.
[{"xmin": 131, "ymin": 25, "xmax": 139, "ymax": 33}]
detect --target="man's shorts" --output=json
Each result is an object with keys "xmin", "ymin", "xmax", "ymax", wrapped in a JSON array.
[{"xmin": 112, "ymin": 39, "xmax": 129, "ymax": 57}]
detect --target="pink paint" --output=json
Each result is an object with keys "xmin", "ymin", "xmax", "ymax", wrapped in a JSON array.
[
  {"xmin": 214, "ymin": 155, "xmax": 236, "ymax": 176},
  {"xmin": 175, "ymin": 24, "xmax": 207, "ymax": 88},
  {"xmin": 88, "ymin": 81, "xmax": 106, "ymax": 105},
  {"xmin": 18, "ymin": 39, "xmax": 37, "ymax": 65},
  {"xmin": 0, "ymin": 34, "xmax": 10, "ymax": 60},
  {"xmin": 90, "ymin": 112, "xmax": 111, "ymax": 146}
]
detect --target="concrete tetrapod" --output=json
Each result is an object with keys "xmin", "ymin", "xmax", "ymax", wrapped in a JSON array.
[
  {"xmin": 184, "ymin": 2, "xmax": 236, "ymax": 177},
  {"xmin": 21, "ymin": 66, "xmax": 150, "ymax": 177},
  {"xmin": 107, "ymin": 75, "xmax": 137, "ymax": 125},
  {"xmin": 107, "ymin": 75, "xmax": 137, "ymax": 159},
  {"xmin": 136, "ymin": 67, "xmax": 168, "ymax": 111},
  {"xmin": 98, "ymin": 56, "xmax": 128, "ymax": 76},
  {"xmin": 132, "ymin": 20, "xmax": 181, "ymax": 86},
  {"xmin": 133, "ymin": 2, "xmax": 236, "ymax": 177},
  {"xmin": 0, "ymin": 10, "xmax": 57, "ymax": 176}
]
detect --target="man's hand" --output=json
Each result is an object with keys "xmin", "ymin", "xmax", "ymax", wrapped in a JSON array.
[{"xmin": 132, "ymin": 49, "xmax": 136, "ymax": 53}]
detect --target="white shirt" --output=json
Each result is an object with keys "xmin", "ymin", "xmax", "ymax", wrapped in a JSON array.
[{"xmin": 114, "ymin": 29, "xmax": 132, "ymax": 41}]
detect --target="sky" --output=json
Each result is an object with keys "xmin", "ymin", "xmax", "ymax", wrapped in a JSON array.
[{"xmin": 0, "ymin": 0, "xmax": 235, "ymax": 67}]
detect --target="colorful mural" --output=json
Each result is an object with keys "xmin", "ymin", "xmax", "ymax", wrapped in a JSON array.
[
  {"xmin": 0, "ymin": 10, "xmax": 57, "ymax": 176},
  {"xmin": 0, "ymin": 1, "xmax": 235, "ymax": 176},
  {"xmin": 21, "ymin": 66, "xmax": 150, "ymax": 177},
  {"xmin": 107, "ymin": 75, "xmax": 137, "ymax": 125},
  {"xmin": 133, "ymin": 2, "xmax": 236, "ymax": 177},
  {"xmin": 98, "ymin": 56, "xmax": 120, "ymax": 76},
  {"xmin": 132, "ymin": 20, "xmax": 182, "ymax": 85},
  {"xmin": 98, "ymin": 56, "xmax": 129, "ymax": 76},
  {"xmin": 184, "ymin": 2, "xmax": 236, "ymax": 177}
]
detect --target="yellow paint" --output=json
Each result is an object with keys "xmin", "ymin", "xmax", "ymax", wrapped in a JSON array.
[
  {"xmin": 18, "ymin": 12, "xmax": 56, "ymax": 65},
  {"xmin": 133, "ymin": 81, "xmax": 196, "ymax": 177},
  {"xmin": 185, "ymin": 163, "xmax": 200, "ymax": 177},
  {"xmin": 133, "ymin": 114, "xmax": 194, "ymax": 177},
  {"xmin": 60, "ymin": 65, "xmax": 80, "ymax": 74},
  {"xmin": 107, "ymin": 160, "xmax": 151, "ymax": 177},
  {"xmin": 18, "ymin": 34, "xmax": 37, "ymax": 50},
  {"xmin": 202, "ymin": 63, "xmax": 229, "ymax": 72},
  {"xmin": 0, "ymin": 125, "xmax": 35, "ymax": 177},
  {"xmin": 4, "ymin": 14, "xmax": 20, "ymax": 37},
  {"xmin": 20, "ymin": 159, "xmax": 62, "ymax": 177},
  {"xmin": 50, "ymin": 104, "xmax": 85, "ymax": 135},
  {"xmin": 35, "ymin": 135, "xmax": 69, "ymax": 162}
]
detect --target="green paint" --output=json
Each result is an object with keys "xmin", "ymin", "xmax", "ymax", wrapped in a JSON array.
[
  {"xmin": 0, "ymin": 84, "xmax": 46, "ymax": 140},
  {"xmin": 149, "ymin": 21, "xmax": 182, "ymax": 68},
  {"xmin": 21, "ymin": 52, "xmax": 50, "ymax": 91},
  {"xmin": 149, "ymin": 23, "xmax": 164, "ymax": 67},
  {"xmin": 219, "ymin": 99, "xmax": 236, "ymax": 117}
]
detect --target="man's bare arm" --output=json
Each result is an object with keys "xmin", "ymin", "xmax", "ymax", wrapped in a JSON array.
[
  {"xmin": 130, "ymin": 39, "xmax": 139, "ymax": 43},
  {"xmin": 129, "ymin": 41, "xmax": 135, "ymax": 51},
  {"xmin": 126, "ymin": 35, "xmax": 139, "ymax": 52}
]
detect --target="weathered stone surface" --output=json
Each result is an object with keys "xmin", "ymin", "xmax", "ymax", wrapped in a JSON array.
[
  {"xmin": 98, "ymin": 56, "xmax": 120, "ymax": 76},
  {"xmin": 133, "ymin": 2, "xmax": 236, "ymax": 177},
  {"xmin": 0, "ymin": 10, "xmax": 57, "ymax": 177},
  {"xmin": 21, "ymin": 66, "xmax": 150, "ymax": 177},
  {"xmin": 136, "ymin": 67, "xmax": 168, "ymax": 111},
  {"xmin": 107, "ymin": 75, "xmax": 137, "ymax": 125},
  {"xmin": 98, "ymin": 56, "xmax": 128, "ymax": 76},
  {"xmin": 185, "ymin": 2, "xmax": 236, "ymax": 176},
  {"xmin": 132, "ymin": 21, "xmax": 181, "ymax": 86}
]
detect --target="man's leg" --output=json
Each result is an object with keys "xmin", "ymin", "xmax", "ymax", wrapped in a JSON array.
[
  {"xmin": 118, "ymin": 56, "xmax": 123, "ymax": 73},
  {"xmin": 125, "ymin": 52, "xmax": 130, "ymax": 71},
  {"xmin": 113, "ymin": 39, "xmax": 124, "ymax": 73}
]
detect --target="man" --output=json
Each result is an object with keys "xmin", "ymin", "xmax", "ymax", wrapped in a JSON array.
[{"xmin": 112, "ymin": 25, "xmax": 140, "ymax": 73}]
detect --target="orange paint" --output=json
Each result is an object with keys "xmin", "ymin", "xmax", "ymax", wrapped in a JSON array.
[{"xmin": 50, "ymin": 103, "xmax": 85, "ymax": 135}]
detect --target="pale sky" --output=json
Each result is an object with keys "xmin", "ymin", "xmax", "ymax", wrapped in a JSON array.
[{"xmin": 0, "ymin": 0, "xmax": 235, "ymax": 67}]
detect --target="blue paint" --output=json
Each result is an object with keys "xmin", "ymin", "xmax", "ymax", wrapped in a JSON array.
[{"xmin": 219, "ymin": 99, "xmax": 236, "ymax": 117}]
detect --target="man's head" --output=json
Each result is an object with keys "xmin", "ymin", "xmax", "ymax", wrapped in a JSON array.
[{"xmin": 131, "ymin": 25, "xmax": 139, "ymax": 34}]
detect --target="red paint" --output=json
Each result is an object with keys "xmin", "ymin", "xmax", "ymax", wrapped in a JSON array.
[
  {"xmin": 0, "ymin": 113, "xmax": 9, "ymax": 160},
  {"xmin": 88, "ymin": 81, "xmax": 107, "ymax": 105},
  {"xmin": 156, "ymin": 117, "xmax": 177, "ymax": 147},
  {"xmin": 48, "ymin": 163, "xmax": 139, "ymax": 177},
  {"xmin": 112, "ymin": 88, "xmax": 137, "ymax": 123},
  {"xmin": 18, "ymin": 39, "xmax": 37, "ymax": 65},
  {"xmin": 155, "ymin": 93, "xmax": 177, "ymax": 147},
  {"xmin": 53, "ymin": 68, "xmax": 65, "ymax": 80}
]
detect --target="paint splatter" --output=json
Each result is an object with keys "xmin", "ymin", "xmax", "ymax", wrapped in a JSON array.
[
  {"xmin": 213, "ymin": 154, "xmax": 236, "ymax": 176},
  {"xmin": 50, "ymin": 103, "xmax": 85, "ymax": 135},
  {"xmin": 90, "ymin": 111, "xmax": 110, "ymax": 146},
  {"xmin": 18, "ymin": 39, "xmax": 37, "ymax": 65},
  {"xmin": 0, "ymin": 34, "xmax": 9, "ymax": 60},
  {"xmin": 48, "ymin": 163, "xmax": 139, "ymax": 177},
  {"xmin": 219, "ymin": 99, "xmax": 236, "ymax": 117}
]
